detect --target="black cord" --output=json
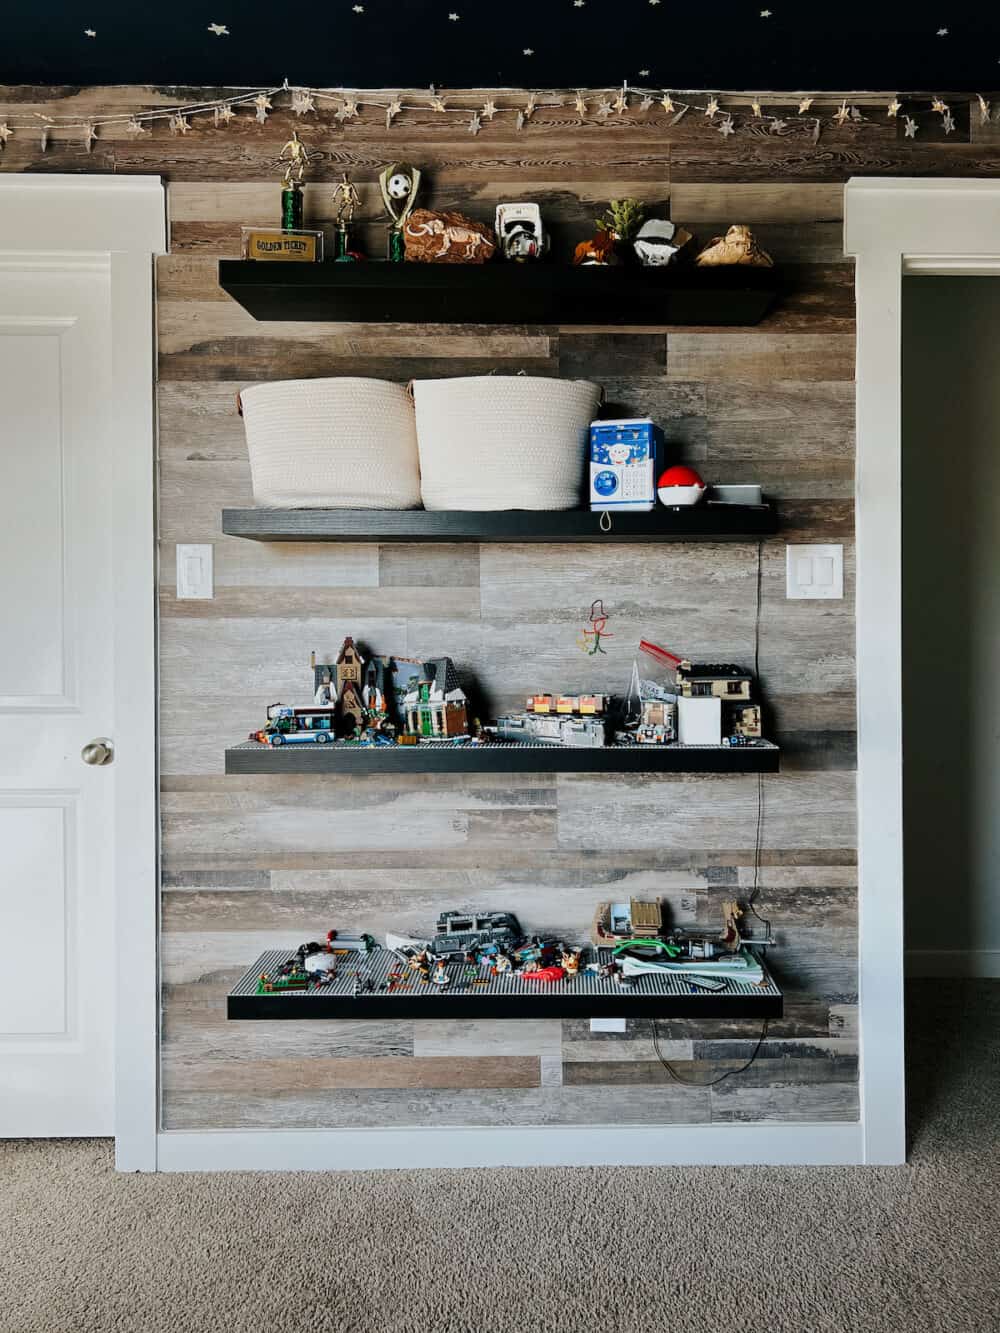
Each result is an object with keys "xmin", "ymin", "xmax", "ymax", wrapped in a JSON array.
[{"xmin": 651, "ymin": 1016, "xmax": 770, "ymax": 1087}]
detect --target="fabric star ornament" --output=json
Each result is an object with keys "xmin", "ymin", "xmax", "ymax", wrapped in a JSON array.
[
  {"xmin": 833, "ymin": 100, "xmax": 850, "ymax": 126},
  {"xmin": 979, "ymin": 95, "xmax": 992, "ymax": 124},
  {"xmin": 797, "ymin": 97, "xmax": 813, "ymax": 114},
  {"xmin": 253, "ymin": 94, "xmax": 271, "ymax": 124},
  {"xmin": 904, "ymin": 116, "xmax": 918, "ymax": 138},
  {"xmin": 751, "ymin": 98, "xmax": 763, "ymax": 117},
  {"xmin": 718, "ymin": 117, "xmax": 735, "ymax": 138},
  {"xmin": 385, "ymin": 98, "xmax": 402, "ymax": 128},
  {"xmin": 0, "ymin": 122, "xmax": 11, "ymax": 146},
  {"xmin": 661, "ymin": 93, "xmax": 675, "ymax": 114},
  {"xmin": 931, "ymin": 97, "xmax": 948, "ymax": 115},
  {"xmin": 169, "ymin": 114, "xmax": 191, "ymax": 135},
  {"xmin": 468, "ymin": 112, "xmax": 481, "ymax": 135},
  {"xmin": 705, "ymin": 96, "xmax": 720, "ymax": 119},
  {"xmin": 126, "ymin": 117, "xmax": 147, "ymax": 135},
  {"xmin": 887, "ymin": 97, "xmax": 902, "ymax": 118},
  {"xmin": 335, "ymin": 98, "xmax": 360, "ymax": 121},
  {"xmin": 291, "ymin": 92, "xmax": 315, "ymax": 116},
  {"xmin": 482, "ymin": 98, "xmax": 497, "ymax": 120}
]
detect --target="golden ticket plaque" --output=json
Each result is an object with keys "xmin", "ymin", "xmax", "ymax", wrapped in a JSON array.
[{"xmin": 240, "ymin": 227, "xmax": 324, "ymax": 262}]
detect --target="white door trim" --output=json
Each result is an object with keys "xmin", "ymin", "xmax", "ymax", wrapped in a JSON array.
[
  {"xmin": 843, "ymin": 176, "xmax": 1000, "ymax": 1165},
  {"xmin": 0, "ymin": 176, "xmax": 165, "ymax": 1170}
]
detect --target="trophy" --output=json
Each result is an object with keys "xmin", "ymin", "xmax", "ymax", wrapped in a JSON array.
[
  {"xmin": 276, "ymin": 130, "xmax": 321, "ymax": 231},
  {"xmin": 378, "ymin": 163, "xmax": 421, "ymax": 262},
  {"xmin": 332, "ymin": 173, "xmax": 364, "ymax": 261},
  {"xmin": 241, "ymin": 131, "xmax": 325, "ymax": 262}
]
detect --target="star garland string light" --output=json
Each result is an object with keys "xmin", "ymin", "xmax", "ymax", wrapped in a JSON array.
[{"xmin": 0, "ymin": 82, "xmax": 984, "ymax": 150}]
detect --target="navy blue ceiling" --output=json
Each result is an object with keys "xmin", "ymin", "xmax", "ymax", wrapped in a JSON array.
[{"xmin": 2, "ymin": 1, "xmax": 996, "ymax": 92}]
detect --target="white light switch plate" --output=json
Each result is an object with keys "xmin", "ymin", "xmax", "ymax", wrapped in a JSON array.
[
  {"xmin": 786, "ymin": 544, "xmax": 843, "ymax": 600},
  {"xmin": 590, "ymin": 1018, "xmax": 627, "ymax": 1033},
  {"xmin": 176, "ymin": 543, "xmax": 214, "ymax": 600}
]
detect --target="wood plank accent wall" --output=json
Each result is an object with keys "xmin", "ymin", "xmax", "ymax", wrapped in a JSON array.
[{"xmin": 6, "ymin": 84, "xmax": 982, "ymax": 1132}]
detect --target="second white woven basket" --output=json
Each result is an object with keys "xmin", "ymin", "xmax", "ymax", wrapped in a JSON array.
[{"xmin": 412, "ymin": 375, "xmax": 602, "ymax": 510}]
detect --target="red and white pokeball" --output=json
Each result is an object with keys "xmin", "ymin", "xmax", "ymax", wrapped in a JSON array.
[{"xmin": 657, "ymin": 465, "xmax": 706, "ymax": 507}]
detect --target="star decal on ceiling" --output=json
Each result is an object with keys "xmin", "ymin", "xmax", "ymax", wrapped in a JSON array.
[
  {"xmin": 760, "ymin": 8, "xmax": 772, "ymax": 16},
  {"xmin": 574, "ymin": 1, "xmax": 585, "ymax": 6},
  {"xmin": 937, "ymin": 27, "xmax": 948, "ymax": 37},
  {"xmin": 352, "ymin": 4, "xmax": 364, "ymax": 11},
  {"xmin": 84, "ymin": 28, "xmax": 96, "ymax": 37},
  {"xmin": 639, "ymin": 69, "xmax": 650, "ymax": 77},
  {"xmin": 523, "ymin": 47, "xmax": 534, "ymax": 55},
  {"xmin": 207, "ymin": 23, "xmax": 229, "ymax": 36},
  {"xmin": 449, "ymin": 11, "xmax": 460, "ymax": 19}
]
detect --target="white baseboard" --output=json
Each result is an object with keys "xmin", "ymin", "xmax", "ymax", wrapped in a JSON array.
[
  {"xmin": 154, "ymin": 1122, "xmax": 866, "ymax": 1172},
  {"xmin": 905, "ymin": 948, "xmax": 1000, "ymax": 978}
]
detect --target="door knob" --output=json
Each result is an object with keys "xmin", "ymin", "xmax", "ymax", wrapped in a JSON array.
[{"xmin": 81, "ymin": 738, "xmax": 114, "ymax": 766}]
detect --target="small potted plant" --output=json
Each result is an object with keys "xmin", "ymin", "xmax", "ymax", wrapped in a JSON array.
[{"xmin": 595, "ymin": 198, "xmax": 646, "ymax": 264}]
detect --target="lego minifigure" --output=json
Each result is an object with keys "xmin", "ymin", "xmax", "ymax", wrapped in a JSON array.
[{"xmin": 431, "ymin": 959, "xmax": 450, "ymax": 988}]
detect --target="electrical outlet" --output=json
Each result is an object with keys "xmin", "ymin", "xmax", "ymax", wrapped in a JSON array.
[
  {"xmin": 786, "ymin": 544, "xmax": 843, "ymax": 600},
  {"xmin": 176, "ymin": 544, "xmax": 214, "ymax": 600}
]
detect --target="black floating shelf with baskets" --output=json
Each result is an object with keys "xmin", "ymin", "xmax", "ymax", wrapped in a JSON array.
[
  {"xmin": 218, "ymin": 260, "xmax": 780, "ymax": 326},
  {"xmin": 225, "ymin": 739, "xmax": 780, "ymax": 776},
  {"xmin": 228, "ymin": 948, "xmax": 783, "ymax": 1021},
  {"xmin": 221, "ymin": 505, "xmax": 778, "ymax": 544}
]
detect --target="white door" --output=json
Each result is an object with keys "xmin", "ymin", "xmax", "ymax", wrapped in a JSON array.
[{"xmin": 0, "ymin": 255, "xmax": 116, "ymax": 1135}]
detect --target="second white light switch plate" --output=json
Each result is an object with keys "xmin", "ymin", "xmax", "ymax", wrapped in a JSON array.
[
  {"xmin": 176, "ymin": 543, "xmax": 214, "ymax": 600},
  {"xmin": 786, "ymin": 544, "xmax": 843, "ymax": 600}
]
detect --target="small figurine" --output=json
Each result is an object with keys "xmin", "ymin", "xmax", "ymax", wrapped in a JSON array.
[
  {"xmin": 559, "ymin": 947, "xmax": 582, "ymax": 977},
  {"xmin": 379, "ymin": 162, "xmax": 422, "ymax": 261},
  {"xmin": 493, "ymin": 950, "xmax": 513, "ymax": 975},
  {"xmin": 495, "ymin": 203, "xmax": 548, "ymax": 261},
  {"xmin": 573, "ymin": 231, "xmax": 618, "ymax": 266},
  {"xmin": 332, "ymin": 172, "xmax": 365, "ymax": 261},
  {"xmin": 633, "ymin": 218, "xmax": 692, "ymax": 267},
  {"xmin": 695, "ymin": 224, "xmax": 773, "ymax": 268},
  {"xmin": 431, "ymin": 958, "xmax": 451, "ymax": 988},
  {"xmin": 408, "ymin": 949, "xmax": 431, "ymax": 981}
]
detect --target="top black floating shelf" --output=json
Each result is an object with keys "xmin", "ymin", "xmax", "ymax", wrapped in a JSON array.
[
  {"xmin": 221, "ymin": 505, "xmax": 778, "ymax": 544},
  {"xmin": 218, "ymin": 260, "xmax": 780, "ymax": 327}
]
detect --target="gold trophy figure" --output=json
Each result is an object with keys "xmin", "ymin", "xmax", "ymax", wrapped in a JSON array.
[{"xmin": 332, "ymin": 173, "xmax": 363, "ymax": 260}]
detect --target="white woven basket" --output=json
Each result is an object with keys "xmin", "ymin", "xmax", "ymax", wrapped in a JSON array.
[
  {"xmin": 412, "ymin": 375, "xmax": 602, "ymax": 510},
  {"xmin": 239, "ymin": 377, "xmax": 421, "ymax": 509}
]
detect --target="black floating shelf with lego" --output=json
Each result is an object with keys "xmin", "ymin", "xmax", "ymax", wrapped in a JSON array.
[
  {"xmin": 224, "ymin": 739, "xmax": 780, "ymax": 776},
  {"xmin": 217, "ymin": 259, "xmax": 780, "ymax": 326},
  {"xmin": 228, "ymin": 949, "xmax": 783, "ymax": 1021},
  {"xmin": 221, "ymin": 504, "xmax": 778, "ymax": 544}
]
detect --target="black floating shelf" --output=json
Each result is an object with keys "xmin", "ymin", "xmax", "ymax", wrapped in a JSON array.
[
  {"xmin": 221, "ymin": 505, "xmax": 778, "ymax": 544},
  {"xmin": 225, "ymin": 739, "xmax": 780, "ymax": 776},
  {"xmin": 218, "ymin": 260, "xmax": 780, "ymax": 326},
  {"xmin": 228, "ymin": 949, "xmax": 783, "ymax": 1021}
]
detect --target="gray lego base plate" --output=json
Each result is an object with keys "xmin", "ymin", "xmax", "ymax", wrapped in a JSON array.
[
  {"xmin": 225, "ymin": 739, "xmax": 780, "ymax": 775},
  {"xmin": 227, "ymin": 947, "xmax": 783, "ymax": 1020}
]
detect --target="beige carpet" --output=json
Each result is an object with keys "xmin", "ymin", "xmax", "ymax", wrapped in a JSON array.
[{"xmin": 2, "ymin": 980, "xmax": 997, "ymax": 1333}]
